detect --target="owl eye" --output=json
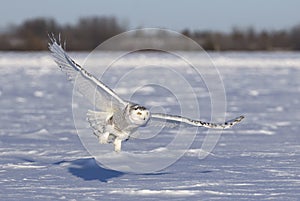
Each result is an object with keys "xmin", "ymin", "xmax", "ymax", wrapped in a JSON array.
[{"xmin": 137, "ymin": 112, "xmax": 142, "ymax": 115}]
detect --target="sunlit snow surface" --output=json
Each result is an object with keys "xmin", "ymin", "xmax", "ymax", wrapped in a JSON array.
[{"xmin": 0, "ymin": 51, "xmax": 300, "ymax": 200}]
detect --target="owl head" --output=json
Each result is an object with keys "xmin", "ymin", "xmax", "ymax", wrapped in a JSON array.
[{"xmin": 128, "ymin": 104, "xmax": 150, "ymax": 125}]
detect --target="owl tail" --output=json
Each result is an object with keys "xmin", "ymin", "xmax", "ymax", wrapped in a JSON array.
[{"xmin": 86, "ymin": 110, "xmax": 112, "ymax": 137}]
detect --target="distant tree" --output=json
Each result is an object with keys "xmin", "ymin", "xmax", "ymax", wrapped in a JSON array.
[
  {"xmin": 181, "ymin": 29, "xmax": 191, "ymax": 37},
  {"xmin": 271, "ymin": 30, "xmax": 289, "ymax": 50},
  {"xmin": 68, "ymin": 16, "xmax": 126, "ymax": 50},
  {"xmin": 0, "ymin": 34, "xmax": 11, "ymax": 50},
  {"xmin": 257, "ymin": 31, "xmax": 271, "ymax": 50},
  {"xmin": 245, "ymin": 27, "xmax": 257, "ymax": 50},
  {"xmin": 230, "ymin": 27, "xmax": 247, "ymax": 50},
  {"xmin": 14, "ymin": 18, "xmax": 60, "ymax": 50},
  {"xmin": 290, "ymin": 24, "xmax": 300, "ymax": 50}
]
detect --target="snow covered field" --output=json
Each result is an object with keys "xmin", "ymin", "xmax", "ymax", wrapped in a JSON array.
[{"xmin": 0, "ymin": 51, "xmax": 299, "ymax": 200}]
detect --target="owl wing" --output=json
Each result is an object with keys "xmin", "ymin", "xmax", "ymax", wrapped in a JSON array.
[
  {"xmin": 48, "ymin": 35, "xmax": 127, "ymax": 111},
  {"xmin": 149, "ymin": 113, "xmax": 244, "ymax": 129}
]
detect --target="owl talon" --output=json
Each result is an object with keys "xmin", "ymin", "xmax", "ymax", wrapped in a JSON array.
[{"xmin": 113, "ymin": 138, "xmax": 122, "ymax": 152}]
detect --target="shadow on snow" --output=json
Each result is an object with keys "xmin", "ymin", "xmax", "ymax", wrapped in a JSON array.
[
  {"xmin": 54, "ymin": 158, "xmax": 124, "ymax": 182},
  {"xmin": 18, "ymin": 156, "xmax": 174, "ymax": 182}
]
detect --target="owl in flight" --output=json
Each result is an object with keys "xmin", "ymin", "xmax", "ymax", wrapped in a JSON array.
[{"xmin": 49, "ymin": 35, "xmax": 244, "ymax": 152}]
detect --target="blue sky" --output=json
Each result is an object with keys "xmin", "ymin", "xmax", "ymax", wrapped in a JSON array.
[{"xmin": 1, "ymin": 0, "xmax": 300, "ymax": 32}]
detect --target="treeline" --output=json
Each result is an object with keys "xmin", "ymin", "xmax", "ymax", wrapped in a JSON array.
[
  {"xmin": 1, "ymin": 16, "xmax": 300, "ymax": 51},
  {"xmin": 183, "ymin": 27, "xmax": 300, "ymax": 51},
  {"xmin": 0, "ymin": 17, "xmax": 126, "ymax": 51}
]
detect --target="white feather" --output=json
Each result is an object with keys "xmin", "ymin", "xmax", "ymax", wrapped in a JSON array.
[
  {"xmin": 48, "ymin": 35, "xmax": 127, "ymax": 112},
  {"xmin": 150, "ymin": 113, "xmax": 244, "ymax": 129}
]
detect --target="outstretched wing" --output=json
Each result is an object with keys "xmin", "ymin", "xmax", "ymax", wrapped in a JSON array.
[
  {"xmin": 149, "ymin": 113, "xmax": 244, "ymax": 129},
  {"xmin": 48, "ymin": 35, "xmax": 127, "ymax": 111}
]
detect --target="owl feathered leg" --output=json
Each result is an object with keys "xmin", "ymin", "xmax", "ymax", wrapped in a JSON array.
[{"xmin": 113, "ymin": 138, "xmax": 122, "ymax": 152}]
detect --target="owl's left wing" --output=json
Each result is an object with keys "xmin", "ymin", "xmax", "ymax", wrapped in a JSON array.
[
  {"xmin": 48, "ymin": 34, "xmax": 127, "ymax": 111},
  {"xmin": 149, "ymin": 113, "xmax": 244, "ymax": 129}
]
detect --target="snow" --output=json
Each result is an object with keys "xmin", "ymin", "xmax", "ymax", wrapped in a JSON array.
[{"xmin": 0, "ymin": 51, "xmax": 300, "ymax": 200}]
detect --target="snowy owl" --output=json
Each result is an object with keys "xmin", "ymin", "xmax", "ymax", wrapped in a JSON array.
[{"xmin": 48, "ymin": 35, "xmax": 244, "ymax": 152}]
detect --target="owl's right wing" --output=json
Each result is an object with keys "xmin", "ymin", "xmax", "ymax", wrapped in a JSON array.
[
  {"xmin": 48, "ymin": 35, "xmax": 127, "ymax": 111},
  {"xmin": 149, "ymin": 113, "xmax": 244, "ymax": 129}
]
